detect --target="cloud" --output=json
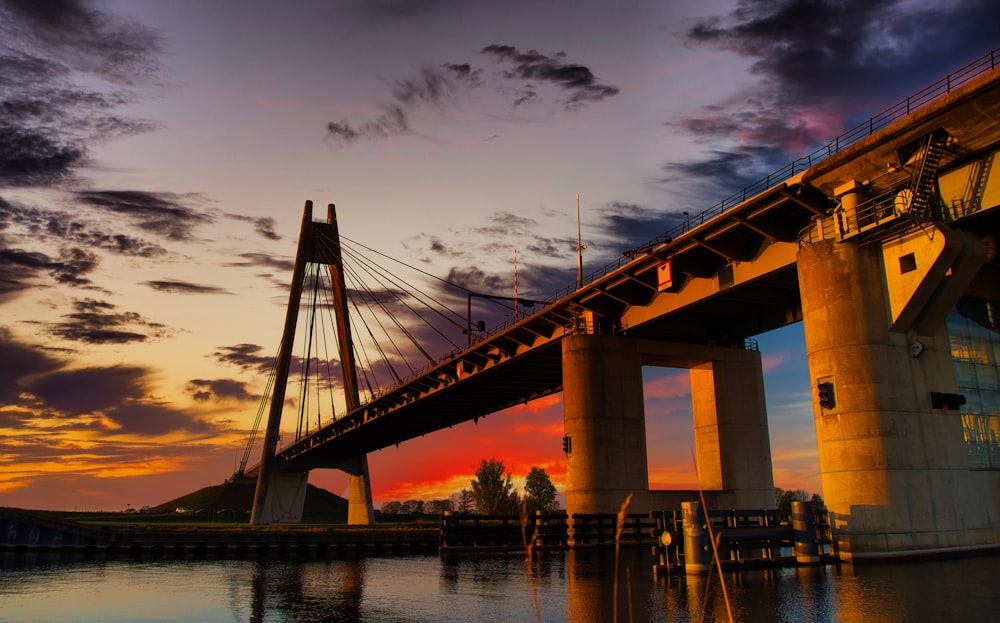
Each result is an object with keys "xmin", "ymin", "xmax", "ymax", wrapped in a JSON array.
[
  {"xmin": 43, "ymin": 298, "xmax": 169, "ymax": 344},
  {"xmin": 480, "ymin": 44, "xmax": 620, "ymax": 109},
  {"xmin": 326, "ymin": 64, "xmax": 468, "ymax": 146},
  {"xmin": 75, "ymin": 190, "xmax": 212, "ymax": 242},
  {"xmin": 143, "ymin": 280, "xmax": 230, "ymax": 295},
  {"xmin": 224, "ymin": 213, "xmax": 282, "ymax": 241},
  {"xmin": 0, "ymin": 327, "xmax": 65, "ymax": 403},
  {"xmin": 225, "ymin": 252, "xmax": 295, "ymax": 273},
  {"xmin": 326, "ymin": 45, "xmax": 618, "ymax": 147},
  {"xmin": 667, "ymin": 0, "xmax": 1000, "ymax": 195},
  {"xmin": 107, "ymin": 401, "xmax": 215, "ymax": 436},
  {"xmin": 23, "ymin": 364, "xmax": 146, "ymax": 415},
  {"xmin": 0, "ymin": 0, "xmax": 162, "ymax": 188},
  {"xmin": 0, "ymin": 196, "xmax": 169, "ymax": 260},
  {"xmin": 187, "ymin": 378, "xmax": 258, "ymax": 402}
]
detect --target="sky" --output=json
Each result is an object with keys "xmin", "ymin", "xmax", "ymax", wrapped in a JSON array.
[{"xmin": 1, "ymin": 0, "xmax": 998, "ymax": 512}]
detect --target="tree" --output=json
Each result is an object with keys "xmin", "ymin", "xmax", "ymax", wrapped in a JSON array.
[
  {"xmin": 427, "ymin": 499, "xmax": 452, "ymax": 515},
  {"xmin": 470, "ymin": 457, "xmax": 517, "ymax": 514},
  {"xmin": 775, "ymin": 488, "xmax": 813, "ymax": 510},
  {"xmin": 380, "ymin": 501, "xmax": 402, "ymax": 514},
  {"xmin": 455, "ymin": 489, "xmax": 474, "ymax": 514},
  {"xmin": 524, "ymin": 466, "xmax": 558, "ymax": 513}
]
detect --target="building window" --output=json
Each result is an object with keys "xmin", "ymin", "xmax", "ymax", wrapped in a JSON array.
[{"xmin": 949, "ymin": 300, "xmax": 1000, "ymax": 469}]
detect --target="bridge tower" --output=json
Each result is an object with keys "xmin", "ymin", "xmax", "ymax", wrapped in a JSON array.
[{"xmin": 250, "ymin": 201, "xmax": 375, "ymax": 525}]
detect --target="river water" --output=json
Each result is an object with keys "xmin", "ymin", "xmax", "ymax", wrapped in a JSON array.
[{"xmin": 1, "ymin": 549, "xmax": 997, "ymax": 622}]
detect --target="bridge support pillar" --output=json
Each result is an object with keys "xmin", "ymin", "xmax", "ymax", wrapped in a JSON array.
[
  {"xmin": 797, "ymin": 231, "xmax": 998, "ymax": 560},
  {"xmin": 562, "ymin": 334, "xmax": 775, "ymax": 526},
  {"xmin": 562, "ymin": 334, "xmax": 649, "ymax": 519},
  {"xmin": 344, "ymin": 455, "xmax": 376, "ymax": 525},
  {"xmin": 254, "ymin": 470, "xmax": 309, "ymax": 523}
]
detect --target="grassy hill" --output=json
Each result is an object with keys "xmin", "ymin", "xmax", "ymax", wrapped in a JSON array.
[{"xmin": 156, "ymin": 475, "xmax": 348, "ymax": 523}]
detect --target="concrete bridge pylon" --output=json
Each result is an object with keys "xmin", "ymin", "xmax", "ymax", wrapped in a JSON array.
[
  {"xmin": 561, "ymin": 334, "xmax": 776, "ymax": 531},
  {"xmin": 797, "ymin": 222, "xmax": 998, "ymax": 559}
]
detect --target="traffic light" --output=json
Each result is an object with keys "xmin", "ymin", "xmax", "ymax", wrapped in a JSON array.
[
  {"xmin": 817, "ymin": 381, "xmax": 835, "ymax": 410},
  {"xmin": 562, "ymin": 435, "xmax": 572, "ymax": 454}
]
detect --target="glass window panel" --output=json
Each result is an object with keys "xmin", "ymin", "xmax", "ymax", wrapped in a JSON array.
[
  {"xmin": 961, "ymin": 391, "xmax": 983, "ymax": 415},
  {"xmin": 955, "ymin": 362, "xmax": 977, "ymax": 388},
  {"xmin": 975, "ymin": 364, "xmax": 999, "ymax": 390},
  {"xmin": 981, "ymin": 390, "xmax": 1000, "ymax": 416}
]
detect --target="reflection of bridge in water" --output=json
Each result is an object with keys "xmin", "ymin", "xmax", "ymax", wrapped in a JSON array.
[{"xmin": 249, "ymin": 50, "xmax": 1000, "ymax": 561}]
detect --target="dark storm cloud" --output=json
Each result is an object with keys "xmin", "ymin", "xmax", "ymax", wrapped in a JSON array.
[
  {"xmin": 45, "ymin": 297, "xmax": 168, "ymax": 344},
  {"xmin": 326, "ymin": 46, "xmax": 618, "ymax": 146},
  {"xmin": 142, "ymin": 280, "xmax": 230, "ymax": 295},
  {"xmin": 16, "ymin": 357, "xmax": 218, "ymax": 435},
  {"xmin": 2, "ymin": 0, "xmax": 162, "ymax": 84},
  {"xmin": 669, "ymin": 0, "xmax": 1000, "ymax": 193},
  {"xmin": 0, "ymin": 0, "xmax": 162, "ymax": 188},
  {"xmin": 480, "ymin": 44, "xmax": 619, "ymax": 109},
  {"xmin": 75, "ymin": 190, "xmax": 211, "ymax": 242},
  {"xmin": 0, "ymin": 327, "xmax": 64, "ymax": 403},
  {"xmin": 108, "ymin": 401, "xmax": 215, "ymax": 436},
  {"xmin": 598, "ymin": 202, "xmax": 688, "ymax": 253},
  {"xmin": 187, "ymin": 378, "xmax": 257, "ymax": 402},
  {"xmin": 24, "ymin": 364, "xmax": 146, "ymax": 415}
]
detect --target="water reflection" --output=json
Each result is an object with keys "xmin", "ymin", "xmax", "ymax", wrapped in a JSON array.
[{"xmin": 1, "ymin": 550, "xmax": 997, "ymax": 622}]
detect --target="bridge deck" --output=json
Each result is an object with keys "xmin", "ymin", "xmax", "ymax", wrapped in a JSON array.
[{"xmin": 266, "ymin": 58, "xmax": 1000, "ymax": 473}]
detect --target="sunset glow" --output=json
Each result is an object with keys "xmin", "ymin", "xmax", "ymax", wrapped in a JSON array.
[{"xmin": 2, "ymin": 0, "xmax": 994, "ymax": 513}]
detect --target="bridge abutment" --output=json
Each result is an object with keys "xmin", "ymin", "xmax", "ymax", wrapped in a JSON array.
[
  {"xmin": 797, "ymin": 232, "xmax": 999, "ymax": 559},
  {"xmin": 561, "ymin": 334, "xmax": 775, "ymax": 529}
]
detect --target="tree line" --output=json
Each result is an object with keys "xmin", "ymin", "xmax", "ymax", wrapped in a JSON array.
[
  {"xmin": 379, "ymin": 463, "xmax": 824, "ymax": 516},
  {"xmin": 379, "ymin": 458, "xmax": 559, "ymax": 516}
]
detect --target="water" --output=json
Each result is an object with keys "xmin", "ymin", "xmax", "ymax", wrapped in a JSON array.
[{"xmin": 1, "ymin": 549, "xmax": 997, "ymax": 622}]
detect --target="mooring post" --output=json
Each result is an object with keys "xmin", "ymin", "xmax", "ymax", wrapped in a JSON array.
[
  {"xmin": 792, "ymin": 500, "xmax": 820, "ymax": 564},
  {"xmin": 682, "ymin": 501, "xmax": 711, "ymax": 574}
]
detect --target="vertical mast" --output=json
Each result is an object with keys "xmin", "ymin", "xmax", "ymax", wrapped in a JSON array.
[
  {"xmin": 325, "ymin": 204, "xmax": 360, "ymax": 409},
  {"xmin": 326, "ymin": 203, "xmax": 375, "ymax": 525},
  {"xmin": 251, "ymin": 200, "xmax": 314, "ymax": 525},
  {"xmin": 576, "ymin": 193, "xmax": 586, "ymax": 289}
]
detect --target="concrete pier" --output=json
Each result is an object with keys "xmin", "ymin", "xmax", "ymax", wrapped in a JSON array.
[
  {"xmin": 561, "ymin": 334, "xmax": 775, "ymax": 520},
  {"xmin": 797, "ymin": 229, "xmax": 999, "ymax": 559}
]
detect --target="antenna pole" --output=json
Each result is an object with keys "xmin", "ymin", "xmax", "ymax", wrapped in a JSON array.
[
  {"xmin": 576, "ymin": 193, "xmax": 586, "ymax": 289},
  {"xmin": 513, "ymin": 248, "xmax": 518, "ymax": 322}
]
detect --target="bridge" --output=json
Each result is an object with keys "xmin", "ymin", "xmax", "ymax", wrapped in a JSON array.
[{"xmin": 249, "ymin": 50, "xmax": 1000, "ymax": 560}]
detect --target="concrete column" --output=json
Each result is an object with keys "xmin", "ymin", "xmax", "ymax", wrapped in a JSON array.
[
  {"xmin": 344, "ymin": 455, "xmax": 376, "ymax": 525},
  {"xmin": 562, "ymin": 334, "xmax": 648, "ymax": 517},
  {"xmin": 255, "ymin": 470, "xmax": 309, "ymax": 523},
  {"xmin": 797, "ymin": 236, "xmax": 997, "ymax": 559},
  {"xmin": 690, "ymin": 354, "xmax": 775, "ymax": 508}
]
